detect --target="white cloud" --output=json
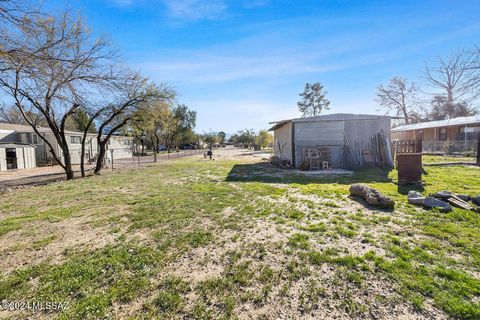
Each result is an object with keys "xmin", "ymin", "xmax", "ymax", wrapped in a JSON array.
[
  {"xmin": 161, "ymin": 0, "xmax": 227, "ymax": 20},
  {"xmin": 137, "ymin": 28, "xmax": 384, "ymax": 85}
]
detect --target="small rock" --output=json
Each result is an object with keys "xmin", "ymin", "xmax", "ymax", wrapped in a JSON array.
[
  {"xmin": 407, "ymin": 191, "xmax": 425, "ymax": 205},
  {"xmin": 423, "ymin": 197, "xmax": 452, "ymax": 212}
]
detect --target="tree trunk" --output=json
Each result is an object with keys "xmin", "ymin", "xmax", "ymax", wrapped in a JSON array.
[
  {"xmin": 94, "ymin": 141, "xmax": 107, "ymax": 175},
  {"xmin": 151, "ymin": 134, "xmax": 157, "ymax": 163},
  {"xmin": 154, "ymin": 134, "xmax": 160, "ymax": 162},
  {"xmin": 80, "ymin": 132, "xmax": 88, "ymax": 178},
  {"xmin": 62, "ymin": 148, "xmax": 75, "ymax": 180}
]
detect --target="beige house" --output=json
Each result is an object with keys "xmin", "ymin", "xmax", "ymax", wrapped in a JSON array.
[
  {"xmin": 0, "ymin": 123, "xmax": 134, "ymax": 171},
  {"xmin": 391, "ymin": 116, "xmax": 480, "ymax": 154}
]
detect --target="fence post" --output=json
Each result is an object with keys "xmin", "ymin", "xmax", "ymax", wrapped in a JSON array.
[{"xmin": 476, "ymin": 132, "xmax": 480, "ymax": 166}]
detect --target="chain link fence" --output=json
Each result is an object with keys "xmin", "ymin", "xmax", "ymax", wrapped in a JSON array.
[
  {"xmin": 422, "ymin": 140, "xmax": 478, "ymax": 155},
  {"xmin": 104, "ymin": 149, "xmax": 205, "ymax": 170}
]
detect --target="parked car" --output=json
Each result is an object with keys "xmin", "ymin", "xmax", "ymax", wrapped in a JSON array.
[
  {"xmin": 180, "ymin": 144, "xmax": 196, "ymax": 150},
  {"xmin": 157, "ymin": 145, "xmax": 167, "ymax": 151}
]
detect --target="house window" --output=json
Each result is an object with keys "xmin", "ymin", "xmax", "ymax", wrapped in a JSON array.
[
  {"xmin": 70, "ymin": 136, "xmax": 82, "ymax": 144},
  {"xmin": 123, "ymin": 139, "xmax": 131, "ymax": 146},
  {"xmin": 438, "ymin": 128, "xmax": 447, "ymax": 141},
  {"xmin": 31, "ymin": 133, "xmax": 40, "ymax": 144}
]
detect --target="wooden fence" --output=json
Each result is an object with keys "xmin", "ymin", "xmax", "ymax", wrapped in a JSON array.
[{"xmin": 392, "ymin": 139, "xmax": 422, "ymax": 155}]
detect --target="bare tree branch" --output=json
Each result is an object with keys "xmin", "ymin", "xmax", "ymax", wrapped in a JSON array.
[{"xmin": 376, "ymin": 77, "xmax": 421, "ymax": 124}]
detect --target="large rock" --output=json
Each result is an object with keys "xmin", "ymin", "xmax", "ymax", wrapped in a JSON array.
[
  {"xmin": 423, "ymin": 196, "xmax": 452, "ymax": 212},
  {"xmin": 407, "ymin": 191, "xmax": 425, "ymax": 205},
  {"xmin": 349, "ymin": 184, "xmax": 395, "ymax": 209},
  {"xmin": 472, "ymin": 196, "xmax": 480, "ymax": 206},
  {"xmin": 457, "ymin": 194, "xmax": 471, "ymax": 202},
  {"xmin": 431, "ymin": 190, "xmax": 453, "ymax": 200}
]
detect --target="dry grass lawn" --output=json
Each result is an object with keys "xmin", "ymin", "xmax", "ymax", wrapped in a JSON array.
[{"xmin": 1, "ymin": 149, "xmax": 479, "ymax": 319}]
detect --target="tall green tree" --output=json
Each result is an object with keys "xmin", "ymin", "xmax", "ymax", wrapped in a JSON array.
[
  {"xmin": 218, "ymin": 131, "xmax": 226, "ymax": 144},
  {"xmin": 159, "ymin": 104, "xmax": 197, "ymax": 152},
  {"xmin": 233, "ymin": 129, "xmax": 256, "ymax": 148},
  {"xmin": 297, "ymin": 82, "xmax": 331, "ymax": 117},
  {"xmin": 427, "ymin": 95, "xmax": 478, "ymax": 120},
  {"xmin": 202, "ymin": 132, "xmax": 218, "ymax": 146},
  {"xmin": 73, "ymin": 108, "xmax": 96, "ymax": 133},
  {"xmin": 255, "ymin": 130, "xmax": 272, "ymax": 149}
]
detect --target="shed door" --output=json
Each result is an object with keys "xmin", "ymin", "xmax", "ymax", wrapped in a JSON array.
[{"xmin": 6, "ymin": 148, "xmax": 17, "ymax": 170}]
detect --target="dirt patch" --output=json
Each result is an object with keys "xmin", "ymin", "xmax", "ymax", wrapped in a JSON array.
[{"xmin": 0, "ymin": 212, "xmax": 119, "ymax": 276}]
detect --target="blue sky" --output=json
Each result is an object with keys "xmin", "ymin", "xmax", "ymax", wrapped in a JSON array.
[{"xmin": 46, "ymin": 0, "xmax": 480, "ymax": 133}]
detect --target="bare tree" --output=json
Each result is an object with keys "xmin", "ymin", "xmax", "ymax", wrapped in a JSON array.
[
  {"xmin": 297, "ymin": 82, "xmax": 330, "ymax": 117},
  {"xmin": 0, "ymin": 11, "xmax": 118, "ymax": 179},
  {"xmin": 424, "ymin": 49, "xmax": 479, "ymax": 107},
  {"xmin": 78, "ymin": 105, "xmax": 106, "ymax": 177},
  {"xmin": 376, "ymin": 77, "xmax": 421, "ymax": 124},
  {"xmin": 0, "ymin": 0, "xmax": 35, "ymax": 27},
  {"xmin": 0, "ymin": 103, "xmax": 48, "ymax": 126},
  {"xmin": 93, "ymin": 77, "xmax": 169, "ymax": 175},
  {"xmin": 472, "ymin": 46, "xmax": 480, "ymax": 102}
]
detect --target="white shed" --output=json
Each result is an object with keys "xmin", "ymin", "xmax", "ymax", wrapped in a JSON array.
[
  {"xmin": 0, "ymin": 143, "xmax": 36, "ymax": 171},
  {"xmin": 269, "ymin": 113, "xmax": 392, "ymax": 170}
]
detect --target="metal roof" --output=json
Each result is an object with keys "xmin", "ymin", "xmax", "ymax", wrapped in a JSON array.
[
  {"xmin": 391, "ymin": 115, "xmax": 480, "ymax": 132},
  {"xmin": 269, "ymin": 113, "xmax": 390, "ymax": 131},
  {"xmin": 0, "ymin": 122, "xmax": 131, "ymax": 138},
  {"xmin": 0, "ymin": 123, "xmax": 51, "ymax": 133}
]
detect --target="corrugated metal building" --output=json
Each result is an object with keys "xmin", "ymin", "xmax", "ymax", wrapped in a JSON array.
[{"xmin": 269, "ymin": 113, "xmax": 391, "ymax": 169}]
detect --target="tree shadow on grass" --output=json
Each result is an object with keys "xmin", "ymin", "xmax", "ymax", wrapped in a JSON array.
[{"xmin": 225, "ymin": 162, "xmax": 393, "ymax": 185}]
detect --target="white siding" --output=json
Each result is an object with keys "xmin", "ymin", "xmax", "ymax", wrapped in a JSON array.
[
  {"xmin": 273, "ymin": 122, "xmax": 292, "ymax": 162},
  {"xmin": 0, "ymin": 148, "xmax": 5, "ymax": 171},
  {"xmin": 106, "ymin": 137, "xmax": 133, "ymax": 160},
  {"xmin": 16, "ymin": 147, "xmax": 25, "ymax": 169},
  {"xmin": 23, "ymin": 147, "xmax": 36, "ymax": 169}
]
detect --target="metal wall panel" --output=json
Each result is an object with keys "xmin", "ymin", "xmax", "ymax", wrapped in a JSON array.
[
  {"xmin": 15, "ymin": 147, "xmax": 25, "ymax": 169},
  {"xmin": 294, "ymin": 121, "xmax": 344, "ymax": 167}
]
